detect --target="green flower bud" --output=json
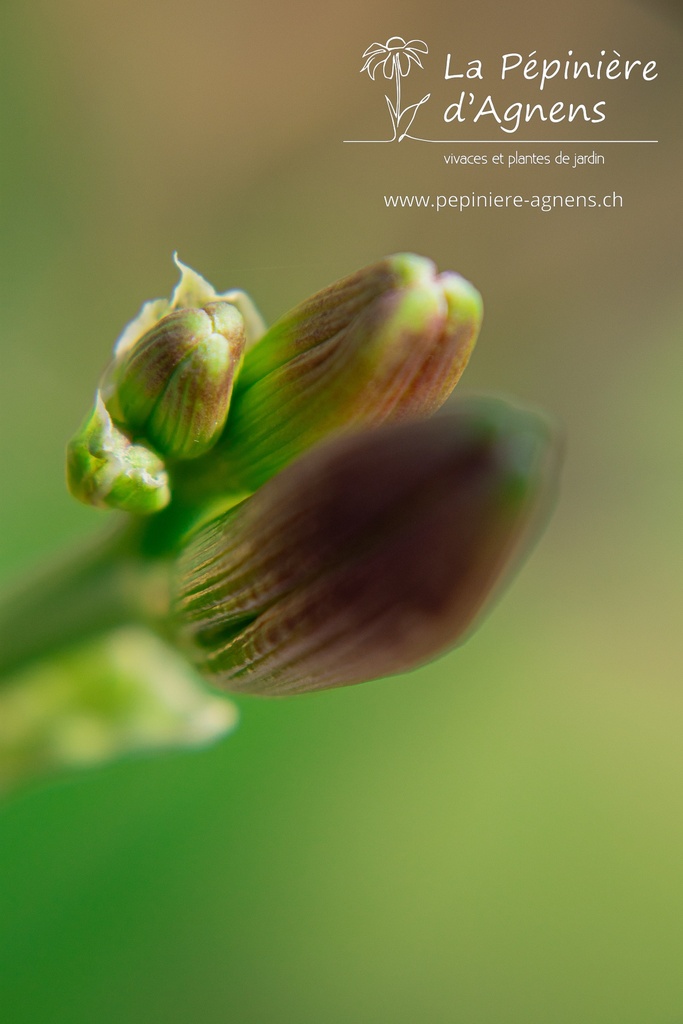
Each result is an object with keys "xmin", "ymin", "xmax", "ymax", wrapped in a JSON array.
[
  {"xmin": 113, "ymin": 301, "xmax": 246, "ymax": 461},
  {"xmin": 66, "ymin": 394, "xmax": 170, "ymax": 514},
  {"xmin": 191, "ymin": 254, "xmax": 482, "ymax": 496},
  {"xmin": 172, "ymin": 398, "xmax": 559, "ymax": 696}
]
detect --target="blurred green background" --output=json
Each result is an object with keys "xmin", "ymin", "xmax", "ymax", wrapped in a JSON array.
[{"xmin": 1, "ymin": 1, "xmax": 682, "ymax": 1021}]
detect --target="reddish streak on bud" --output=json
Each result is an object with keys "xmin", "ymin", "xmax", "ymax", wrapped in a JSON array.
[
  {"xmin": 174, "ymin": 398, "xmax": 560, "ymax": 696},
  {"xmin": 235, "ymin": 255, "xmax": 432, "ymax": 388},
  {"xmin": 186, "ymin": 254, "xmax": 483, "ymax": 497},
  {"xmin": 115, "ymin": 302, "xmax": 245, "ymax": 460}
]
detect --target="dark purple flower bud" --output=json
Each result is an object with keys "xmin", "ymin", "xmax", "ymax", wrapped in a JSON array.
[{"xmin": 172, "ymin": 398, "xmax": 560, "ymax": 696}]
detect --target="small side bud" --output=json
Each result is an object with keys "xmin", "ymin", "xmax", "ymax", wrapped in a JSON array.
[
  {"xmin": 66, "ymin": 395, "xmax": 170, "ymax": 514},
  {"xmin": 204, "ymin": 254, "xmax": 483, "ymax": 494},
  {"xmin": 172, "ymin": 398, "xmax": 560, "ymax": 696},
  {"xmin": 113, "ymin": 302, "xmax": 245, "ymax": 461},
  {"xmin": 111, "ymin": 254, "xmax": 265, "ymax": 365}
]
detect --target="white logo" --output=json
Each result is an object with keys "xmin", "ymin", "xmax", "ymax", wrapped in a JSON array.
[{"xmin": 360, "ymin": 37, "xmax": 431, "ymax": 142}]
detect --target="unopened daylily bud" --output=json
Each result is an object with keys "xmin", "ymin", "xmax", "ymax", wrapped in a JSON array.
[
  {"xmin": 173, "ymin": 398, "xmax": 559, "ymax": 696},
  {"xmin": 67, "ymin": 395, "xmax": 170, "ymax": 514},
  {"xmin": 199, "ymin": 254, "xmax": 482, "ymax": 495},
  {"xmin": 113, "ymin": 301, "xmax": 245, "ymax": 461}
]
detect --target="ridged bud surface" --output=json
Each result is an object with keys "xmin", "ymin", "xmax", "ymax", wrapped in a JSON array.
[
  {"xmin": 114, "ymin": 301, "xmax": 245, "ymax": 460},
  {"xmin": 173, "ymin": 398, "xmax": 559, "ymax": 695},
  {"xmin": 199, "ymin": 254, "xmax": 482, "ymax": 495}
]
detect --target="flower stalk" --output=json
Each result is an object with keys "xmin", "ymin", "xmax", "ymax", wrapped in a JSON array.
[{"xmin": 0, "ymin": 527, "xmax": 137, "ymax": 681}]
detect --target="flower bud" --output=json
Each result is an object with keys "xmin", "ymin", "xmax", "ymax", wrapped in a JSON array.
[
  {"xmin": 172, "ymin": 397, "xmax": 560, "ymax": 696},
  {"xmin": 200, "ymin": 254, "xmax": 482, "ymax": 495},
  {"xmin": 113, "ymin": 301, "xmax": 245, "ymax": 461},
  {"xmin": 66, "ymin": 395, "xmax": 171, "ymax": 514}
]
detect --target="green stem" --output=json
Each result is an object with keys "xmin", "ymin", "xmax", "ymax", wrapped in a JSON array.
[{"xmin": 0, "ymin": 524, "xmax": 146, "ymax": 681}]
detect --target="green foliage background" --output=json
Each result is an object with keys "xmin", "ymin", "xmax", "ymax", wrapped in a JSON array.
[{"xmin": 1, "ymin": 1, "xmax": 682, "ymax": 1021}]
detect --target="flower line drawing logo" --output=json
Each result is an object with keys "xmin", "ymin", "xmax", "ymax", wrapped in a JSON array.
[{"xmin": 360, "ymin": 37, "xmax": 431, "ymax": 142}]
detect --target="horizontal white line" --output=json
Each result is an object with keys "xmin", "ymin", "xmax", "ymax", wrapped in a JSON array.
[{"xmin": 343, "ymin": 139, "xmax": 658, "ymax": 144}]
